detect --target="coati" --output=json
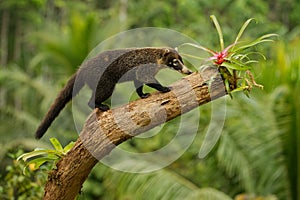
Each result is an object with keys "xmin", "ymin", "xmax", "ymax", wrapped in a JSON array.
[{"xmin": 35, "ymin": 47, "xmax": 192, "ymax": 139}]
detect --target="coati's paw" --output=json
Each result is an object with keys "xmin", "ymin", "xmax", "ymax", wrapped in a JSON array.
[
  {"xmin": 140, "ymin": 93, "xmax": 150, "ymax": 99},
  {"xmin": 161, "ymin": 87, "xmax": 171, "ymax": 93},
  {"xmin": 89, "ymin": 101, "xmax": 110, "ymax": 111},
  {"xmin": 97, "ymin": 104, "xmax": 110, "ymax": 111}
]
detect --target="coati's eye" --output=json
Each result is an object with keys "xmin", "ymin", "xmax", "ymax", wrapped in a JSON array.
[
  {"xmin": 168, "ymin": 58, "xmax": 181, "ymax": 70},
  {"xmin": 172, "ymin": 59, "xmax": 179, "ymax": 66}
]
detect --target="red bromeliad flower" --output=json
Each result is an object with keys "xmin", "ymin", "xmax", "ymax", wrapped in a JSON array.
[
  {"xmin": 207, "ymin": 43, "xmax": 235, "ymax": 66},
  {"xmin": 210, "ymin": 49, "xmax": 228, "ymax": 65},
  {"xmin": 214, "ymin": 52, "xmax": 227, "ymax": 65}
]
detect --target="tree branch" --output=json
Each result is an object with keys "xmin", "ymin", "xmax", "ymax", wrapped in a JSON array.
[{"xmin": 43, "ymin": 66, "xmax": 228, "ymax": 200}]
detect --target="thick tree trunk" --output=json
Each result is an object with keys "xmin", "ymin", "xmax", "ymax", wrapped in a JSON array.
[{"xmin": 43, "ymin": 66, "xmax": 230, "ymax": 200}]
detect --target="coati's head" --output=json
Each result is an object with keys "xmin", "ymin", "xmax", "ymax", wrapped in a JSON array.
[{"xmin": 158, "ymin": 48, "xmax": 192, "ymax": 75}]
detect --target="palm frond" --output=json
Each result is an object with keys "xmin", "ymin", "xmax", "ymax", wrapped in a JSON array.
[
  {"xmin": 91, "ymin": 160, "xmax": 232, "ymax": 200},
  {"xmin": 217, "ymin": 130, "xmax": 255, "ymax": 192},
  {"xmin": 215, "ymin": 95, "xmax": 291, "ymax": 199},
  {"xmin": 186, "ymin": 188, "xmax": 233, "ymax": 200}
]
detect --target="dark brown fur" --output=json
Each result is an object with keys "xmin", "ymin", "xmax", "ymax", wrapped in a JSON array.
[{"xmin": 35, "ymin": 47, "xmax": 191, "ymax": 139}]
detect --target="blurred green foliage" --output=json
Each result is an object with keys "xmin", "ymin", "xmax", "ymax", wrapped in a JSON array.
[
  {"xmin": 0, "ymin": 0, "xmax": 299, "ymax": 199},
  {"xmin": 0, "ymin": 148, "xmax": 49, "ymax": 200}
]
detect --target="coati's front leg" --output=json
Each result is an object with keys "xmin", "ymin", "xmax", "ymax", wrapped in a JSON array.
[
  {"xmin": 134, "ymin": 80, "xmax": 150, "ymax": 98},
  {"xmin": 134, "ymin": 79, "xmax": 170, "ymax": 99},
  {"xmin": 146, "ymin": 82, "xmax": 171, "ymax": 93}
]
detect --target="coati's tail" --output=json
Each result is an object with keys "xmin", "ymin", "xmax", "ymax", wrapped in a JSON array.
[{"xmin": 35, "ymin": 73, "xmax": 83, "ymax": 139}]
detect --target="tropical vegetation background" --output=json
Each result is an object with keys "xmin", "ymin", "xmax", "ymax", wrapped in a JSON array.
[{"xmin": 0, "ymin": 0, "xmax": 299, "ymax": 199}]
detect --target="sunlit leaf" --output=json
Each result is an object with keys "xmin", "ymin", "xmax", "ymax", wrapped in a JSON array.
[
  {"xmin": 98, "ymin": 159, "xmax": 232, "ymax": 200},
  {"xmin": 210, "ymin": 15, "xmax": 224, "ymax": 51},
  {"xmin": 234, "ymin": 34, "xmax": 277, "ymax": 52},
  {"xmin": 179, "ymin": 43, "xmax": 216, "ymax": 55},
  {"xmin": 17, "ymin": 149, "xmax": 57, "ymax": 161},
  {"xmin": 18, "ymin": 138, "xmax": 74, "ymax": 173},
  {"xmin": 234, "ymin": 18, "xmax": 255, "ymax": 45},
  {"xmin": 50, "ymin": 137, "xmax": 63, "ymax": 151},
  {"xmin": 63, "ymin": 141, "xmax": 75, "ymax": 153},
  {"xmin": 224, "ymin": 79, "xmax": 231, "ymax": 93},
  {"xmin": 221, "ymin": 61, "xmax": 250, "ymax": 71},
  {"xmin": 179, "ymin": 53, "xmax": 207, "ymax": 61},
  {"xmin": 26, "ymin": 157, "xmax": 53, "ymax": 170}
]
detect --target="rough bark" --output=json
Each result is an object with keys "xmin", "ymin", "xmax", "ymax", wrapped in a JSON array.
[{"xmin": 43, "ymin": 66, "xmax": 230, "ymax": 200}]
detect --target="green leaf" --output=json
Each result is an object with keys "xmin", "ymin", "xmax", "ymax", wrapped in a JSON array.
[
  {"xmin": 210, "ymin": 15, "xmax": 224, "ymax": 51},
  {"xmin": 27, "ymin": 157, "xmax": 53, "ymax": 170},
  {"xmin": 230, "ymin": 87, "xmax": 245, "ymax": 93},
  {"xmin": 22, "ymin": 157, "xmax": 55, "ymax": 175},
  {"xmin": 232, "ymin": 59, "xmax": 253, "ymax": 69},
  {"xmin": 186, "ymin": 188, "xmax": 233, "ymax": 200},
  {"xmin": 180, "ymin": 53, "xmax": 207, "ymax": 61},
  {"xmin": 18, "ymin": 149, "xmax": 63, "ymax": 162},
  {"xmin": 17, "ymin": 137, "xmax": 70, "ymax": 173},
  {"xmin": 245, "ymin": 51, "xmax": 267, "ymax": 60},
  {"xmin": 221, "ymin": 61, "xmax": 250, "ymax": 71},
  {"xmin": 63, "ymin": 141, "xmax": 75, "ymax": 153},
  {"xmin": 17, "ymin": 149, "xmax": 55, "ymax": 161},
  {"xmin": 224, "ymin": 79, "xmax": 231, "ymax": 94},
  {"xmin": 99, "ymin": 159, "xmax": 232, "ymax": 200},
  {"xmin": 234, "ymin": 18, "xmax": 255, "ymax": 44},
  {"xmin": 245, "ymin": 60, "xmax": 258, "ymax": 65},
  {"xmin": 230, "ymin": 53, "xmax": 250, "ymax": 61},
  {"xmin": 243, "ymin": 89, "xmax": 251, "ymax": 97},
  {"xmin": 234, "ymin": 33, "xmax": 277, "ymax": 52},
  {"xmin": 178, "ymin": 43, "xmax": 215, "ymax": 55},
  {"xmin": 46, "ymin": 152, "xmax": 63, "ymax": 159},
  {"xmin": 50, "ymin": 137, "xmax": 63, "ymax": 151}
]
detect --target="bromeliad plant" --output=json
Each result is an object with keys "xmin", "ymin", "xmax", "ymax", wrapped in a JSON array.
[
  {"xmin": 17, "ymin": 138, "xmax": 74, "ymax": 173},
  {"xmin": 179, "ymin": 15, "xmax": 277, "ymax": 96}
]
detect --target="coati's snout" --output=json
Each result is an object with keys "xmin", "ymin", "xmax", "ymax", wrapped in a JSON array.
[
  {"xmin": 181, "ymin": 66, "xmax": 193, "ymax": 75},
  {"xmin": 177, "ymin": 59, "xmax": 193, "ymax": 75},
  {"xmin": 167, "ymin": 57, "xmax": 192, "ymax": 75}
]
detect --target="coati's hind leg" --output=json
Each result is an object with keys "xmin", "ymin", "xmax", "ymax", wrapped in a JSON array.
[
  {"xmin": 88, "ymin": 92, "xmax": 110, "ymax": 111},
  {"xmin": 88, "ymin": 83, "xmax": 115, "ymax": 111},
  {"xmin": 134, "ymin": 80, "xmax": 150, "ymax": 98}
]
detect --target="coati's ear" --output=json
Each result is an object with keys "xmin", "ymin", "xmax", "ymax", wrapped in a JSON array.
[
  {"xmin": 157, "ymin": 48, "xmax": 170, "ymax": 64},
  {"xmin": 162, "ymin": 48, "xmax": 170, "ymax": 56}
]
